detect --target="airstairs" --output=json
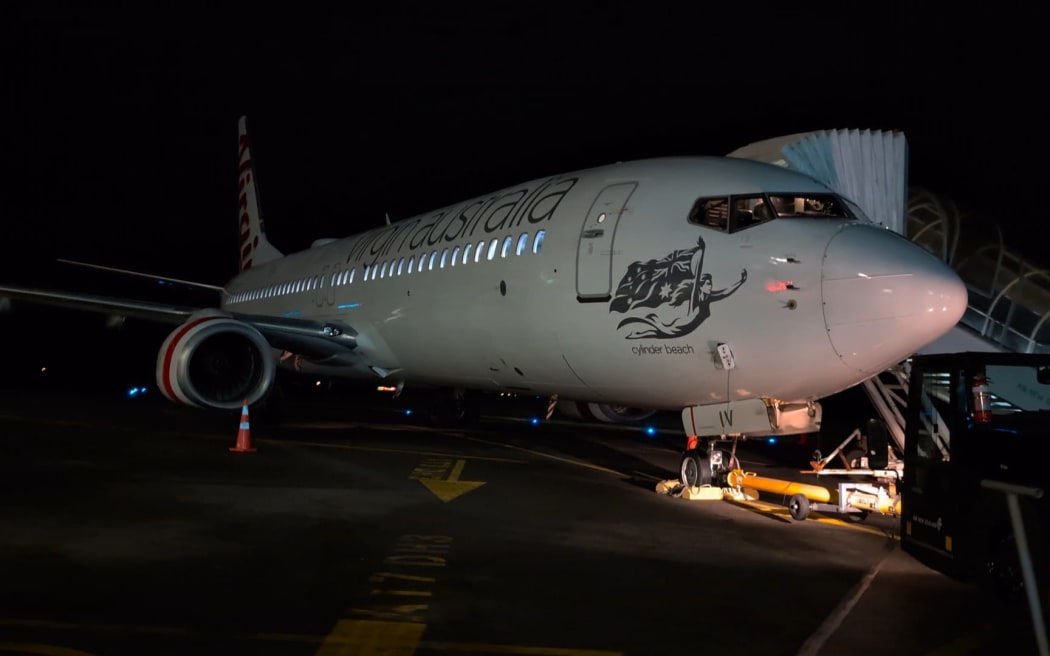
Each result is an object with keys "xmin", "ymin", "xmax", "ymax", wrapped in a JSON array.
[{"xmin": 722, "ymin": 129, "xmax": 1049, "ymax": 520}]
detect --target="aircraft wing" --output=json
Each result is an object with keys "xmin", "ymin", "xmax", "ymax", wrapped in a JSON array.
[
  {"xmin": 0, "ymin": 285, "xmax": 359, "ymax": 362},
  {"xmin": 0, "ymin": 285, "xmax": 197, "ymax": 324}
]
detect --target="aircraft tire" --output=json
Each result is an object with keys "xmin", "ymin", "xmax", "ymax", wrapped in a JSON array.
[
  {"xmin": 679, "ymin": 450, "xmax": 711, "ymax": 488},
  {"xmin": 788, "ymin": 493, "xmax": 811, "ymax": 520}
]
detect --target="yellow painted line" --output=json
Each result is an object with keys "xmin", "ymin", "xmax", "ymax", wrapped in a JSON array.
[
  {"xmin": 421, "ymin": 642, "xmax": 621, "ymax": 655},
  {"xmin": 0, "ymin": 415, "xmax": 97, "ymax": 429},
  {"xmin": 0, "ymin": 619, "xmax": 619, "ymax": 655},
  {"xmin": 0, "ymin": 618, "xmax": 188, "ymax": 636},
  {"xmin": 0, "ymin": 618, "xmax": 324, "ymax": 644},
  {"xmin": 0, "ymin": 413, "xmax": 525, "ymax": 464},
  {"xmin": 455, "ymin": 434, "xmax": 628, "ymax": 478},
  {"xmin": 0, "ymin": 413, "xmax": 524, "ymax": 464},
  {"xmin": 0, "ymin": 643, "xmax": 97, "ymax": 656},
  {"xmin": 722, "ymin": 498, "xmax": 793, "ymax": 523},
  {"xmin": 315, "ymin": 619, "xmax": 425, "ymax": 656},
  {"xmin": 723, "ymin": 499, "xmax": 901, "ymax": 538},
  {"xmin": 417, "ymin": 459, "xmax": 486, "ymax": 502},
  {"xmin": 286, "ymin": 440, "xmax": 524, "ymax": 463}
]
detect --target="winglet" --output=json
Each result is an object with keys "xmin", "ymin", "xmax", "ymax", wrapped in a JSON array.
[{"xmin": 237, "ymin": 117, "xmax": 284, "ymax": 271}]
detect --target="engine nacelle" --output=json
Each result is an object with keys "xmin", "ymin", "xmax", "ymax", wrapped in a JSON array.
[
  {"xmin": 557, "ymin": 400, "xmax": 658, "ymax": 424},
  {"xmin": 156, "ymin": 311, "xmax": 275, "ymax": 410}
]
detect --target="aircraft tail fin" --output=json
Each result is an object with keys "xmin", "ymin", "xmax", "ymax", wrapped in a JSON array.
[{"xmin": 237, "ymin": 116, "xmax": 284, "ymax": 272}]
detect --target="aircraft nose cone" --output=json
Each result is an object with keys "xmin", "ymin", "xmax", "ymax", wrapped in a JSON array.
[{"xmin": 822, "ymin": 225, "xmax": 968, "ymax": 376}]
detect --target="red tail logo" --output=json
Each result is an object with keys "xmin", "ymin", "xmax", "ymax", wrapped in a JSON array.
[{"xmin": 237, "ymin": 134, "xmax": 258, "ymax": 271}]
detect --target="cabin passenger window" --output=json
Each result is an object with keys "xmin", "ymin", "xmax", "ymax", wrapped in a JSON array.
[
  {"xmin": 516, "ymin": 232, "xmax": 528, "ymax": 256},
  {"xmin": 487, "ymin": 238, "xmax": 499, "ymax": 260},
  {"xmin": 534, "ymin": 230, "xmax": 545, "ymax": 253},
  {"xmin": 501, "ymin": 236, "xmax": 513, "ymax": 258},
  {"xmin": 463, "ymin": 243, "xmax": 473, "ymax": 264},
  {"xmin": 397, "ymin": 258, "xmax": 404, "ymax": 275},
  {"xmin": 429, "ymin": 251, "xmax": 438, "ymax": 270},
  {"xmin": 380, "ymin": 262, "xmax": 388, "ymax": 278},
  {"xmin": 349, "ymin": 268, "xmax": 355, "ymax": 283},
  {"xmin": 440, "ymin": 248, "xmax": 448, "ymax": 268},
  {"xmin": 475, "ymin": 241, "xmax": 485, "ymax": 263},
  {"xmin": 451, "ymin": 246, "xmax": 460, "ymax": 266}
]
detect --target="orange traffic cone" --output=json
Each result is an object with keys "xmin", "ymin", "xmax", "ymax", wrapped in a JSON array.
[{"xmin": 230, "ymin": 400, "xmax": 256, "ymax": 453}]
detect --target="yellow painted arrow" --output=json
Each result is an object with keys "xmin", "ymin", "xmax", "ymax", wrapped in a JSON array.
[{"xmin": 418, "ymin": 459, "xmax": 485, "ymax": 502}]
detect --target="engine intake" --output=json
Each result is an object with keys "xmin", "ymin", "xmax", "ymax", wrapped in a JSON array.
[
  {"xmin": 156, "ymin": 312, "xmax": 275, "ymax": 410},
  {"xmin": 557, "ymin": 401, "xmax": 657, "ymax": 424}
]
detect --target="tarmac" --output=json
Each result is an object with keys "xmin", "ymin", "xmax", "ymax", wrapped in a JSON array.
[{"xmin": 0, "ymin": 388, "xmax": 1043, "ymax": 655}]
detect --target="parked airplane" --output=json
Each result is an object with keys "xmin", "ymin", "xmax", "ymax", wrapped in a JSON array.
[{"xmin": 0, "ymin": 118, "xmax": 967, "ymax": 460}]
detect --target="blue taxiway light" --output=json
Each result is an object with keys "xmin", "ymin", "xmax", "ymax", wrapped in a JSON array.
[
  {"xmin": 530, "ymin": 417, "xmax": 540, "ymax": 425},
  {"xmin": 336, "ymin": 303, "xmax": 360, "ymax": 309},
  {"xmin": 644, "ymin": 426, "xmax": 657, "ymax": 436},
  {"xmin": 767, "ymin": 437, "xmax": 778, "ymax": 444}
]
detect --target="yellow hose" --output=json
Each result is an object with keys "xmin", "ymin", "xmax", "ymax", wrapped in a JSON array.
[{"xmin": 726, "ymin": 469, "xmax": 832, "ymax": 503}]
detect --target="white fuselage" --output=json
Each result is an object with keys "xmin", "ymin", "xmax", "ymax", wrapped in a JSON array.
[{"xmin": 221, "ymin": 157, "xmax": 967, "ymax": 411}]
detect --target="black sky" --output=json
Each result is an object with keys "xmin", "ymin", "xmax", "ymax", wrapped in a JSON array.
[{"xmin": 3, "ymin": 4, "xmax": 1045, "ymax": 286}]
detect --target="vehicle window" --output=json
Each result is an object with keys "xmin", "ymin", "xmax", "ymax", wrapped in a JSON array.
[{"xmin": 916, "ymin": 370, "xmax": 952, "ymax": 461}]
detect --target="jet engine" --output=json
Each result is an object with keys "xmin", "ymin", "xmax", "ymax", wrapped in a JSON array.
[
  {"xmin": 156, "ymin": 311, "xmax": 276, "ymax": 410},
  {"xmin": 557, "ymin": 400, "xmax": 657, "ymax": 424}
]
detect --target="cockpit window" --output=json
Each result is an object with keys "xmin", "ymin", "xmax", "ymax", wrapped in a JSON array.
[
  {"xmin": 688, "ymin": 197, "xmax": 730, "ymax": 229},
  {"xmin": 688, "ymin": 192, "xmax": 854, "ymax": 233},
  {"xmin": 767, "ymin": 194, "xmax": 852, "ymax": 218}
]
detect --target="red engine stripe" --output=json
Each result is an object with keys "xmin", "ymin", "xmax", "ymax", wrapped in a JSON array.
[
  {"xmin": 577, "ymin": 402, "xmax": 596, "ymax": 421},
  {"xmin": 161, "ymin": 316, "xmax": 221, "ymax": 402}
]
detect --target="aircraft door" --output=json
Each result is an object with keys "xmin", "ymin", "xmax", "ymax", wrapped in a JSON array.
[{"xmin": 576, "ymin": 182, "xmax": 637, "ymax": 301}]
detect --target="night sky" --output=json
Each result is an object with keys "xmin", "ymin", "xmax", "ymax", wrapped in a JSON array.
[{"xmin": 1, "ymin": 4, "xmax": 1044, "ymax": 386}]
